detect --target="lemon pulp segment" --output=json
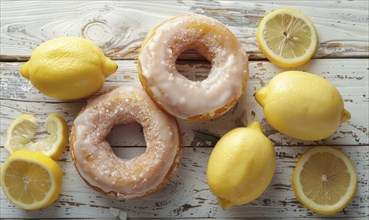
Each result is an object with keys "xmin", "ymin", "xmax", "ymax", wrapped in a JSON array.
[
  {"xmin": 264, "ymin": 13, "xmax": 312, "ymax": 58},
  {"xmin": 7, "ymin": 115, "xmax": 37, "ymax": 151}
]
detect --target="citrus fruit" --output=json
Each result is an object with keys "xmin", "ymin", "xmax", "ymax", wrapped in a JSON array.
[
  {"xmin": 292, "ymin": 146, "xmax": 357, "ymax": 215},
  {"xmin": 4, "ymin": 113, "xmax": 68, "ymax": 160},
  {"xmin": 257, "ymin": 8, "xmax": 318, "ymax": 67},
  {"xmin": 0, "ymin": 150, "xmax": 63, "ymax": 210},
  {"xmin": 255, "ymin": 71, "xmax": 351, "ymax": 141},
  {"xmin": 20, "ymin": 37, "xmax": 118, "ymax": 99},
  {"xmin": 206, "ymin": 121, "xmax": 275, "ymax": 209}
]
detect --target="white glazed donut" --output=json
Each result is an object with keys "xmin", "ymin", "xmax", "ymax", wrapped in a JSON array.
[
  {"xmin": 138, "ymin": 13, "xmax": 249, "ymax": 120},
  {"xmin": 70, "ymin": 87, "xmax": 182, "ymax": 199}
]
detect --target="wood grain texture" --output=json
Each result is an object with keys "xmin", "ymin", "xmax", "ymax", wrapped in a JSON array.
[
  {"xmin": 1, "ymin": 59, "xmax": 368, "ymax": 147},
  {"xmin": 0, "ymin": 0, "xmax": 368, "ymax": 61},
  {"xmin": 1, "ymin": 146, "xmax": 368, "ymax": 218},
  {"xmin": 1, "ymin": 1, "xmax": 369, "ymax": 219}
]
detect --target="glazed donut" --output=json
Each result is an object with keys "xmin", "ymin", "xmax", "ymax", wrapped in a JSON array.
[
  {"xmin": 138, "ymin": 13, "xmax": 249, "ymax": 120},
  {"xmin": 70, "ymin": 87, "xmax": 182, "ymax": 199}
]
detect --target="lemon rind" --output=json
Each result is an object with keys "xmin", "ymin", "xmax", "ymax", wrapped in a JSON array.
[{"xmin": 42, "ymin": 113, "xmax": 68, "ymax": 159}]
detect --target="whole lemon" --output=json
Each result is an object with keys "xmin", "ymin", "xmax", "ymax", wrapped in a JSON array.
[
  {"xmin": 20, "ymin": 37, "xmax": 118, "ymax": 99},
  {"xmin": 255, "ymin": 71, "xmax": 351, "ymax": 141},
  {"xmin": 206, "ymin": 121, "xmax": 275, "ymax": 210}
]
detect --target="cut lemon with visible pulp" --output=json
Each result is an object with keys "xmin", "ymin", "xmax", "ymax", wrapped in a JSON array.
[
  {"xmin": 257, "ymin": 8, "xmax": 318, "ymax": 67},
  {"xmin": 292, "ymin": 146, "xmax": 357, "ymax": 215},
  {"xmin": 4, "ymin": 113, "xmax": 68, "ymax": 160},
  {"xmin": 0, "ymin": 150, "xmax": 63, "ymax": 210}
]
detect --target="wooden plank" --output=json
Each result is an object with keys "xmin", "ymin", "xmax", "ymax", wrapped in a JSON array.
[
  {"xmin": 0, "ymin": 0, "xmax": 368, "ymax": 61},
  {"xmin": 1, "ymin": 146, "xmax": 368, "ymax": 218},
  {"xmin": 2, "ymin": 59, "xmax": 369, "ymax": 102},
  {"xmin": 1, "ymin": 59, "xmax": 368, "ymax": 146}
]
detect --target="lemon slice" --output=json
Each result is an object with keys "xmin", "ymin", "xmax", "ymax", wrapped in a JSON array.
[
  {"xmin": 0, "ymin": 150, "xmax": 63, "ymax": 210},
  {"xmin": 292, "ymin": 146, "xmax": 357, "ymax": 215},
  {"xmin": 4, "ymin": 113, "xmax": 68, "ymax": 160},
  {"xmin": 257, "ymin": 8, "xmax": 318, "ymax": 67}
]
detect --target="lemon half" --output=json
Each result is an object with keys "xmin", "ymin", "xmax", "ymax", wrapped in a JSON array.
[
  {"xmin": 257, "ymin": 8, "xmax": 318, "ymax": 67},
  {"xmin": 4, "ymin": 113, "xmax": 68, "ymax": 160},
  {"xmin": 0, "ymin": 150, "xmax": 63, "ymax": 210},
  {"xmin": 292, "ymin": 146, "xmax": 357, "ymax": 215}
]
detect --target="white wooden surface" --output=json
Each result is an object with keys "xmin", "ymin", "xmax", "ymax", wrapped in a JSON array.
[
  {"xmin": 1, "ymin": 0, "xmax": 368, "ymax": 219},
  {"xmin": 1, "ymin": 0, "xmax": 368, "ymax": 60}
]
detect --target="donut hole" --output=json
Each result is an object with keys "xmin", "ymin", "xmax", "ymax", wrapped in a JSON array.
[
  {"xmin": 176, "ymin": 49, "xmax": 211, "ymax": 82},
  {"xmin": 112, "ymin": 146, "xmax": 146, "ymax": 160},
  {"xmin": 106, "ymin": 123, "xmax": 146, "ymax": 160}
]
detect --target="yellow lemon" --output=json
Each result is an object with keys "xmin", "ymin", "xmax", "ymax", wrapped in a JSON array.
[
  {"xmin": 0, "ymin": 150, "xmax": 63, "ymax": 210},
  {"xmin": 257, "ymin": 8, "xmax": 318, "ymax": 67},
  {"xmin": 4, "ymin": 113, "xmax": 68, "ymax": 160},
  {"xmin": 292, "ymin": 146, "xmax": 357, "ymax": 215},
  {"xmin": 255, "ymin": 71, "xmax": 350, "ymax": 141},
  {"xmin": 206, "ymin": 121, "xmax": 275, "ymax": 209},
  {"xmin": 20, "ymin": 37, "xmax": 118, "ymax": 99}
]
